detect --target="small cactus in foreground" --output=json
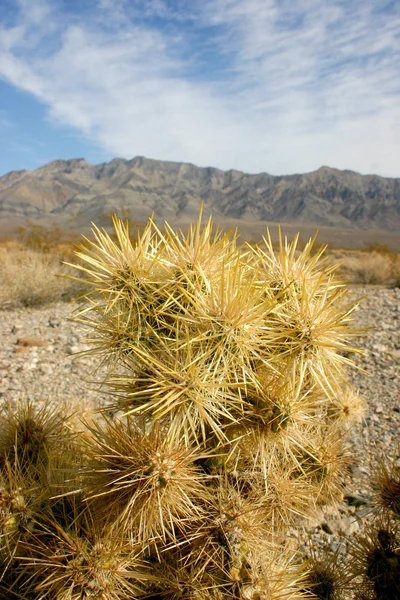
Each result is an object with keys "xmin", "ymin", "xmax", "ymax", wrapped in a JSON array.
[
  {"xmin": 301, "ymin": 549, "xmax": 346, "ymax": 600},
  {"xmin": 347, "ymin": 516, "xmax": 400, "ymax": 600},
  {"xmin": 345, "ymin": 452, "xmax": 400, "ymax": 600},
  {"xmin": 1, "ymin": 211, "xmax": 378, "ymax": 598}
]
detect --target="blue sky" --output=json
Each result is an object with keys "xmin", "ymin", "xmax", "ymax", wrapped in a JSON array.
[{"xmin": 1, "ymin": 0, "xmax": 400, "ymax": 177}]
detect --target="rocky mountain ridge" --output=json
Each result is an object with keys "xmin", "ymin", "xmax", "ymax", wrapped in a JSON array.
[{"xmin": 1, "ymin": 156, "xmax": 399, "ymax": 232}]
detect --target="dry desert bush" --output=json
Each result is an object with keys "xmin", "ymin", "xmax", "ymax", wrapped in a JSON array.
[
  {"xmin": 329, "ymin": 248, "xmax": 400, "ymax": 286},
  {"xmin": 0, "ymin": 243, "xmax": 81, "ymax": 309}
]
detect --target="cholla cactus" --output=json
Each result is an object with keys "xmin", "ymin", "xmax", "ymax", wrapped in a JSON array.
[
  {"xmin": 1, "ymin": 211, "xmax": 365, "ymax": 598},
  {"xmin": 345, "ymin": 452, "xmax": 400, "ymax": 600},
  {"xmin": 301, "ymin": 549, "xmax": 347, "ymax": 600},
  {"xmin": 347, "ymin": 515, "xmax": 400, "ymax": 600},
  {"xmin": 370, "ymin": 453, "xmax": 400, "ymax": 518}
]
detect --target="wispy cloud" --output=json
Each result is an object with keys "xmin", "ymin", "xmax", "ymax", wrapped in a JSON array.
[
  {"xmin": 0, "ymin": 0, "xmax": 400, "ymax": 175},
  {"xmin": 0, "ymin": 109, "xmax": 13, "ymax": 130}
]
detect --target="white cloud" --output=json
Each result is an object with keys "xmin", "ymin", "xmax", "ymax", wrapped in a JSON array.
[{"xmin": 0, "ymin": 0, "xmax": 400, "ymax": 176}]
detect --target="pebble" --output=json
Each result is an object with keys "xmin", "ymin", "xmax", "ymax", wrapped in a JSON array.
[
  {"xmin": 39, "ymin": 363, "xmax": 54, "ymax": 375},
  {"xmin": 67, "ymin": 345, "xmax": 81, "ymax": 354}
]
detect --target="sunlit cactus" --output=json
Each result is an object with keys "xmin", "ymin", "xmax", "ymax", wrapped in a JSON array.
[
  {"xmin": 327, "ymin": 385, "xmax": 365, "ymax": 427},
  {"xmin": 1, "ymin": 210, "xmax": 367, "ymax": 598},
  {"xmin": 15, "ymin": 510, "xmax": 156, "ymax": 600},
  {"xmin": 81, "ymin": 417, "xmax": 208, "ymax": 545}
]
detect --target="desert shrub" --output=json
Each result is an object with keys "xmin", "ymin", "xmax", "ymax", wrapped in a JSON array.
[
  {"xmin": 363, "ymin": 243, "xmax": 397, "ymax": 257},
  {"xmin": 15, "ymin": 221, "xmax": 64, "ymax": 254},
  {"xmin": 344, "ymin": 252, "xmax": 393, "ymax": 284},
  {"xmin": 0, "ymin": 245, "xmax": 81, "ymax": 309},
  {"xmin": 332, "ymin": 250, "xmax": 400, "ymax": 286},
  {"xmin": 391, "ymin": 256, "xmax": 400, "ymax": 288}
]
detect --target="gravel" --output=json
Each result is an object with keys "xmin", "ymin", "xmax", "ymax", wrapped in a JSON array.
[{"xmin": 1, "ymin": 285, "xmax": 399, "ymax": 559}]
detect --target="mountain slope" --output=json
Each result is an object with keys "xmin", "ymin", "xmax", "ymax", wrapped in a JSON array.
[{"xmin": 1, "ymin": 156, "xmax": 399, "ymax": 231}]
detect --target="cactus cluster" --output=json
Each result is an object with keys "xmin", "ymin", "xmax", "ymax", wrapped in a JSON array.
[
  {"xmin": 346, "ymin": 455, "xmax": 400, "ymax": 600},
  {"xmin": 301, "ymin": 451, "xmax": 400, "ymax": 600},
  {"xmin": 1, "ymin": 210, "xmax": 396, "ymax": 599}
]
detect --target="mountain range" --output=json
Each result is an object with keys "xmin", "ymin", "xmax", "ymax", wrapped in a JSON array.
[{"xmin": 1, "ymin": 156, "xmax": 399, "ymax": 247}]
